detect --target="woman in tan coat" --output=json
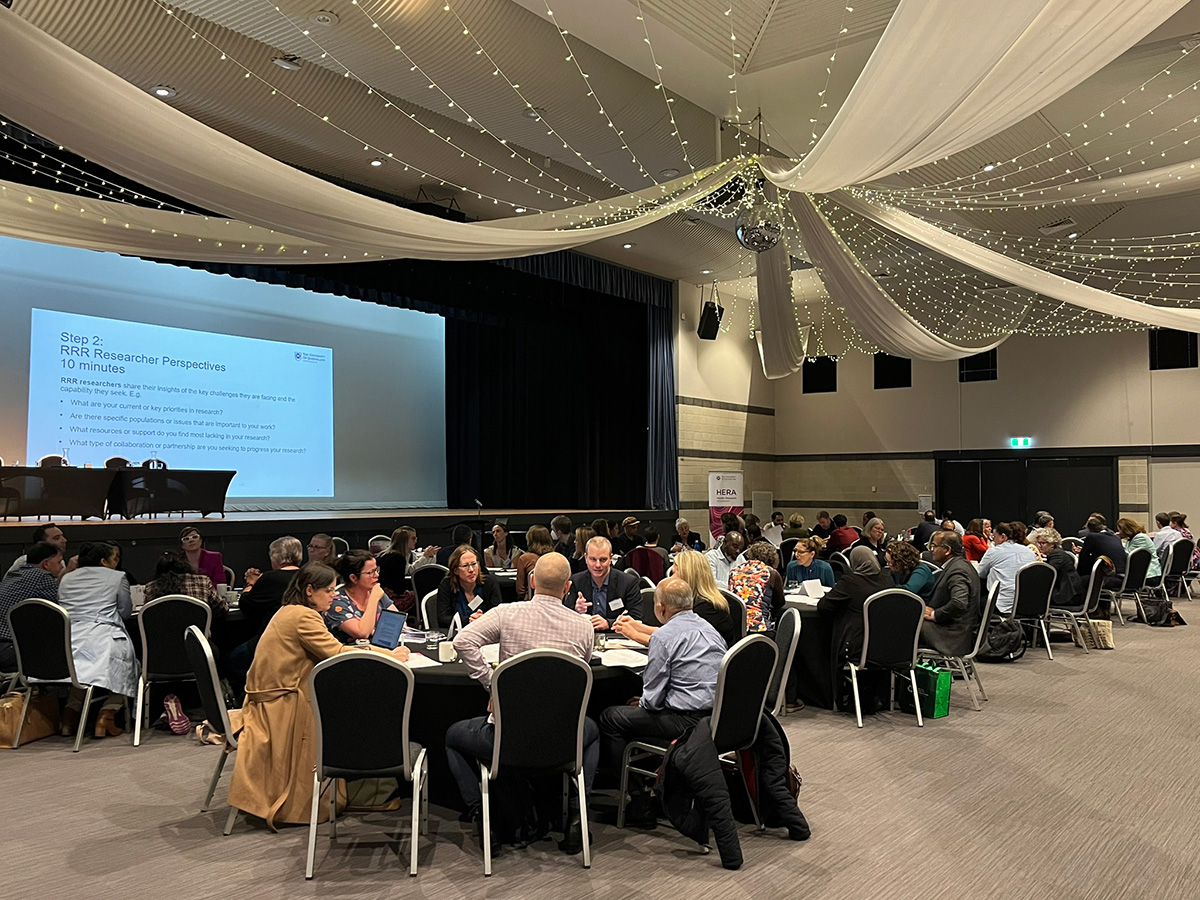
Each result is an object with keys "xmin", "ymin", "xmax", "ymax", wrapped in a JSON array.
[{"xmin": 227, "ymin": 562, "xmax": 410, "ymax": 830}]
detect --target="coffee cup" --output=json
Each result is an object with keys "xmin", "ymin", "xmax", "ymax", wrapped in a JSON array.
[{"xmin": 438, "ymin": 641, "xmax": 458, "ymax": 663}]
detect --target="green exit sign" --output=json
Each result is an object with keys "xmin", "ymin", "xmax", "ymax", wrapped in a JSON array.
[{"xmin": 1009, "ymin": 436, "xmax": 1033, "ymax": 448}]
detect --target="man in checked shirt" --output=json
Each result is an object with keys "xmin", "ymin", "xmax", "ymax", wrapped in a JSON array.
[{"xmin": 448, "ymin": 552, "xmax": 597, "ymax": 854}]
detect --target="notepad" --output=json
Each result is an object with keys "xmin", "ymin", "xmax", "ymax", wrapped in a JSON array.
[
  {"xmin": 403, "ymin": 652, "xmax": 442, "ymax": 668},
  {"xmin": 600, "ymin": 648, "xmax": 649, "ymax": 669}
]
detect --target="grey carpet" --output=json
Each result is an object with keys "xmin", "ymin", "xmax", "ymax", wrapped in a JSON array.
[{"xmin": 5, "ymin": 619, "xmax": 1199, "ymax": 899}]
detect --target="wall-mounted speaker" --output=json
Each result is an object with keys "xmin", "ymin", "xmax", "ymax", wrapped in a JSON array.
[{"xmin": 697, "ymin": 300, "xmax": 723, "ymax": 340}]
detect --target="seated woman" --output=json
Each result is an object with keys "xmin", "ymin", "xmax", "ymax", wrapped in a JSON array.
[
  {"xmin": 669, "ymin": 517, "xmax": 706, "ymax": 552},
  {"xmin": 1117, "ymin": 517, "xmax": 1163, "ymax": 587},
  {"xmin": 485, "ymin": 522, "xmax": 518, "ymax": 570},
  {"xmin": 227, "ymin": 563, "xmax": 409, "ymax": 831},
  {"xmin": 785, "ymin": 536, "xmax": 835, "ymax": 588},
  {"xmin": 323, "ymin": 550, "xmax": 393, "ymax": 644},
  {"xmin": 1030, "ymin": 527, "xmax": 1082, "ymax": 608},
  {"xmin": 143, "ymin": 550, "xmax": 228, "ymax": 619},
  {"xmin": 616, "ymin": 548, "xmax": 740, "ymax": 647},
  {"xmin": 514, "ymin": 526, "xmax": 555, "ymax": 601},
  {"xmin": 180, "ymin": 525, "xmax": 228, "ymax": 585},
  {"xmin": 962, "ymin": 519, "xmax": 989, "ymax": 562},
  {"xmin": 729, "ymin": 542, "xmax": 786, "ymax": 635},
  {"xmin": 374, "ymin": 526, "xmax": 419, "ymax": 614},
  {"xmin": 817, "ymin": 546, "xmax": 896, "ymax": 666},
  {"xmin": 570, "ymin": 526, "xmax": 596, "ymax": 575},
  {"xmin": 781, "ymin": 513, "xmax": 810, "ymax": 540},
  {"xmin": 56, "ymin": 541, "xmax": 139, "ymax": 738},
  {"xmin": 437, "ymin": 545, "xmax": 502, "ymax": 630},
  {"xmin": 886, "ymin": 541, "xmax": 934, "ymax": 602},
  {"xmin": 850, "ymin": 517, "xmax": 889, "ymax": 568}
]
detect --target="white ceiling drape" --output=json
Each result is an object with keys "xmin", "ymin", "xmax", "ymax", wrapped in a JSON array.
[{"xmin": 758, "ymin": 0, "xmax": 1190, "ymax": 194}]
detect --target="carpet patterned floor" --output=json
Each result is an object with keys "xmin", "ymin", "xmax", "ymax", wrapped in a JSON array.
[{"xmin": 6, "ymin": 618, "xmax": 1199, "ymax": 900}]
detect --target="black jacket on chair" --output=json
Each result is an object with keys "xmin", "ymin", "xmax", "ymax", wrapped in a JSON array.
[{"xmin": 565, "ymin": 568, "xmax": 642, "ymax": 625}]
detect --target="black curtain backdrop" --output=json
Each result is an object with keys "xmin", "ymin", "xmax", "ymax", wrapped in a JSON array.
[{"xmin": 163, "ymin": 251, "xmax": 679, "ymax": 510}]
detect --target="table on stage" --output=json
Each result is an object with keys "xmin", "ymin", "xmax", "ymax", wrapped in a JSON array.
[
  {"xmin": 0, "ymin": 465, "xmax": 235, "ymax": 519},
  {"xmin": 407, "ymin": 651, "xmax": 644, "ymax": 809}
]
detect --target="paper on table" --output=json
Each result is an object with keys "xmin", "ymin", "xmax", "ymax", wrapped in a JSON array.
[
  {"xmin": 604, "ymin": 638, "xmax": 644, "ymax": 650},
  {"xmin": 802, "ymin": 579, "xmax": 828, "ymax": 598},
  {"xmin": 404, "ymin": 652, "xmax": 442, "ymax": 668},
  {"xmin": 601, "ymin": 648, "xmax": 649, "ymax": 669},
  {"xmin": 480, "ymin": 643, "xmax": 500, "ymax": 665}
]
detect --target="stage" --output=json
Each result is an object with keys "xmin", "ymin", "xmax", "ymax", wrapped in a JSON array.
[{"xmin": 0, "ymin": 507, "xmax": 677, "ymax": 584}]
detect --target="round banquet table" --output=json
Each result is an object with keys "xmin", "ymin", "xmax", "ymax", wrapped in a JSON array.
[
  {"xmin": 407, "ymin": 652, "xmax": 644, "ymax": 809},
  {"xmin": 785, "ymin": 599, "xmax": 837, "ymax": 710}
]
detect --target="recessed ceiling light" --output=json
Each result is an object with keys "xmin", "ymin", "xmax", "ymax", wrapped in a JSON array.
[
  {"xmin": 660, "ymin": 167, "xmax": 680, "ymax": 178},
  {"xmin": 272, "ymin": 55, "xmax": 303, "ymax": 71},
  {"xmin": 702, "ymin": 269, "xmax": 712, "ymax": 274},
  {"xmin": 514, "ymin": 207, "xmax": 526, "ymax": 213},
  {"xmin": 369, "ymin": 157, "xmax": 385, "ymax": 167},
  {"xmin": 1067, "ymin": 232, "xmax": 1079, "ymax": 239},
  {"xmin": 523, "ymin": 106, "xmax": 546, "ymax": 120},
  {"xmin": 309, "ymin": 10, "xmax": 339, "ymax": 27},
  {"xmin": 151, "ymin": 85, "xmax": 177, "ymax": 99},
  {"xmin": 981, "ymin": 163, "xmax": 996, "ymax": 172},
  {"xmin": 622, "ymin": 242, "xmax": 635, "ymax": 250}
]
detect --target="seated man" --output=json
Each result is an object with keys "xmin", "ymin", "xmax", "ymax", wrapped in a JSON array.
[
  {"xmin": 6, "ymin": 523, "xmax": 67, "ymax": 576},
  {"xmin": 641, "ymin": 526, "xmax": 670, "ymax": 565},
  {"xmin": 448, "ymin": 553, "xmax": 597, "ymax": 853},
  {"xmin": 762, "ymin": 511, "xmax": 786, "ymax": 546},
  {"xmin": 1151, "ymin": 511, "xmax": 1181, "ymax": 562},
  {"xmin": 921, "ymin": 532, "xmax": 981, "ymax": 657},
  {"xmin": 1077, "ymin": 514, "xmax": 1127, "ymax": 589},
  {"xmin": 613, "ymin": 516, "xmax": 645, "ymax": 556},
  {"xmin": 551, "ymin": 514, "xmax": 575, "ymax": 558},
  {"xmin": 567, "ymin": 536, "xmax": 642, "ymax": 630},
  {"xmin": 911, "ymin": 510, "xmax": 939, "ymax": 550},
  {"xmin": 0, "ymin": 541, "xmax": 64, "ymax": 670},
  {"xmin": 826, "ymin": 515, "xmax": 860, "ymax": 555},
  {"xmin": 599, "ymin": 577, "xmax": 727, "ymax": 823},
  {"xmin": 704, "ymin": 531, "xmax": 746, "ymax": 587},
  {"xmin": 976, "ymin": 522, "xmax": 1038, "ymax": 615},
  {"xmin": 437, "ymin": 524, "xmax": 475, "ymax": 567}
]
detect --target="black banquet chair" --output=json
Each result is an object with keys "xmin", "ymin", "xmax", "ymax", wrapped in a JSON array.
[
  {"xmin": 1101, "ymin": 546, "xmax": 1152, "ymax": 626},
  {"xmin": 7, "ymin": 597, "xmax": 124, "ymax": 752},
  {"xmin": 1049, "ymin": 557, "xmax": 1108, "ymax": 653},
  {"xmin": 778, "ymin": 538, "xmax": 800, "ymax": 573},
  {"xmin": 306, "ymin": 654, "xmax": 428, "ymax": 879},
  {"xmin": 1153, "ymin": 538, "xmax": 1195, "ymax": 602},
  {"xmin": 766, "ymin": 607, "xmax": 801, "ymax": 716},
  {"xmin": 134, "ymin": 594, "xmax": 212, "ymax": 747},
  {"xmin": 412, "ymin": 565, "xmax": 448, "ymax": 618},
  {"xmin": 920, "ymin": 583, "xmax": 998, "ymax": 711},
  {"xmin": 1009, "ymin": 560, "xmax": 1058, "ymax": 660},
  {"xmin": 845, "ymin": 589, "xmax": 925, "ymax": 728},
  {"xmin": 719, "ymin": 588, "xmax": 748, "ymax": 639},
  {"xmin": 480, "ymin": 649, "xmax": 593, "ymax": 875},
  {"xmin": 183, "ymin": 625, "xmax": 239, "ymax": 824}
]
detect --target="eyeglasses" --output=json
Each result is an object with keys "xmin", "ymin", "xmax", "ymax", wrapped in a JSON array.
[
  {"xmin": 361, "ymin": 567, "xmax": 379, "ymax": 577},
  {"xmin": 457, "ymin": 562, "xmax": 479, "ymax": 570}
]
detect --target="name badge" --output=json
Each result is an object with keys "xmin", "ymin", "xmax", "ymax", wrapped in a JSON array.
[
  {"xmin": 609, "ymin": 597, "xmax": 624, "ymax": 612},
  {"xmin": 469, "ymin": 596, "xmax": 484, "ymax": 611}
]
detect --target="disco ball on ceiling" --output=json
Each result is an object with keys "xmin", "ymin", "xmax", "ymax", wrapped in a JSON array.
[{"xmin": 735, "ymin": 184, "xmax": 783, "ymax": 253}]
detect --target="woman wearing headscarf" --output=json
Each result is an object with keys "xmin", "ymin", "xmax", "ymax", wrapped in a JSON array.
[{"xmin": 817, "ymin": 546, "xmax": 896, "ymax": 667}]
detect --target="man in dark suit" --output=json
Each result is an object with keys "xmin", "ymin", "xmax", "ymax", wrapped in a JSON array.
[
  {"xmin": 911, "ymin": 510, "xmax": 938, "ymax": 549},
  {"xmin": 566, "ymin": 535, "xmax": 642, "ymax": 630},
  {"xmin": 920, "ymin": 532, "xmax": 981, "ymax": 657},
  {"xmin": 1077, "ymin": 515, "xmax": 1126, "ymax": 589}
]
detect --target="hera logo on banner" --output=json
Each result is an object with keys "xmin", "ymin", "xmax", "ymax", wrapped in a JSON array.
[{"xmin": 708, "ymin": 470, "xmax": 744, "ymax": 506}]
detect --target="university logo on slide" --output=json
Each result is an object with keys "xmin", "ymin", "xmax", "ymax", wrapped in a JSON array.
[{"xmin": 294, "ymin": 352, "xmax": 301, "ymax": 360}]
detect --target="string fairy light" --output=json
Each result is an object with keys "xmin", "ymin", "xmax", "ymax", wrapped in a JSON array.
[
  {"xmin": 725, "ymin": 2, "xmax": 746, "ymax": 155},
  {"xmin": 634, "ymin": 0, "xmax": 694, "ymax": 172}
]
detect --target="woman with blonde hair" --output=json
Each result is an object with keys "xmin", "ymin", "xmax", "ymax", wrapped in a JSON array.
[
  {"xmin": 514, "ymin": 525, "xmax": 556, "ymax": 600},
  {"xmin": 614, "ymin": 549, "xmax": 739, "ymax": 647}
]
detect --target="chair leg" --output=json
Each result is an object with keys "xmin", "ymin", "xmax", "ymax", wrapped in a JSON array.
[
  {"xmin": 305, "ymin": 772, "xmax": 321, "ymax": 880},
  {"xmin": 969, "ymin": 660, "xmax": 988, "ymax": 701},
  {"xmin": 223, "ymin": 805, "xmax": 238, "ymax": 836},
  {"xmin": 849, "ymin": 664, "xmax": 863, "ymax": 728},
  {"xmin": 617, "ymin": 743, "xmax": 633, "ymax": 827},
  {"xmin": 481, "ymin": 764, "xmax": 492, "ymax": 877},
  {"xmin": 1112, "ymin": 594, "xmax": 1126, "ymax": 626},
  {"xmin": 1070, "ymin": 616, "xmax": 1089, "ymax": 654},
  {"xmin": 561, "ymin": 772, "xmax": 569, "ymax": 841},
  {"xmin": 421, "ymin": 758, "xmax": 430, "ymax": 835},
  {"xmin": 328, "ymin": 779, "xmax": 337, "ymax": 842},
  {"xmin": 957, "ymin": 658, "xmax": 981, "ymax": 711},
  {"xmin": 410, "ymin": 767, "xmax": 421, "ymax": 876},
  {"xmin": 203, "ymin": 748, "xmax": 230, "ymax": 811},
  {"xmin": 576, "ymin": 770, "xmax": 592, "ymax": 869},
  {"xmin": 12, "ymin": 686, "xmax": 32, "ymax": 748},
  {"xmin": 73, "ymin": 686, "xmax": 94, "ymax": 752},
  {"xmin": 1133, "ymin": 592, "xmax": 1148, "ymax": 624},
  {"xmin": 133, "ymin": 678, "xmax": 144, "ymax": 747},
  {"xmin": 908, "ymin": 669, "xmax": 923, "ymax": 726},
  {"xmin": 734, "ymin": 752, "xmax": 762, "ymax": 830},
  {"xmin": 1039, "ymin": 620, "xmax": 1054, "ymax": 660}
]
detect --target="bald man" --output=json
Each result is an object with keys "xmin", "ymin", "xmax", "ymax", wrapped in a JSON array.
[{"xmin": 448, "ymin": 552, "xmax": 598, "ymax": 854}]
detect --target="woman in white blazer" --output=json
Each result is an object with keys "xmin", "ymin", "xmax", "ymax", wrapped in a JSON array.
[{"xmin": 56, "ymin": 541, "xmax": 138, "ymax": 738}]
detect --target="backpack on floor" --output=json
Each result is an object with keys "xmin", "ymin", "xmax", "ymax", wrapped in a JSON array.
[{"xmin": 977, "ymin": 617, "xmax": 1026, "ymax": 662}]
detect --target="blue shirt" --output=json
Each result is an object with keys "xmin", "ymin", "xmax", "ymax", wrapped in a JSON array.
[
  {"xmin": 590, "ymin": 574, "xmax": 610, "ymax": 617},
  {"xmin": 977, "ymin": 541, "xmax": 1038, "ymax": 614},
  {"xmin": 786, "ymin": 559, "xmax": 836, "ymax": 588},
  {"xmin": 641, "ymin": 610, "xmax": 726, "ymax": 713}
]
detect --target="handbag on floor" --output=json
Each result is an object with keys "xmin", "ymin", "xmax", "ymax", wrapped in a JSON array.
[
  {"xmin": 0, "ymin": 690, "xmax": 61, "ymax": 748},
  {"xmin": 1074, "ymin": 619, "xmax": 1115, "ymax": 650},
  {"xmin": 894, "ymin": 663, "xmax": 951, "ymax": 718}
]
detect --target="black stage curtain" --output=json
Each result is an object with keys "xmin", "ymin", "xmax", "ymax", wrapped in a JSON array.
[{"xmin": 163, "ymin": 251, "xmax": 678, "ymax": 510}]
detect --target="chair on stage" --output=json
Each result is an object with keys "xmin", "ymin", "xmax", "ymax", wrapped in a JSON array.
[
  {"xmin": 37, "ymin": 454, "xmax": 67, "ymax": 467},
  {"xmin": 104, "ymin": 457, "xmax": 131, "ymax": 469},
  {"xmin": 141, "ymin": 458, "xmax": 168, "ymax": 469}
]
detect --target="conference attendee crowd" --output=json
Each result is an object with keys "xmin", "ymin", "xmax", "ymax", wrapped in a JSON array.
[{"xmin": 1, "ymin": 506, "xmax": 1191, "ymax": 874}]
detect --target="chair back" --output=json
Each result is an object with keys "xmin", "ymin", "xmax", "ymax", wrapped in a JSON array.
[
  {"xmin": 832, "ymin": 550, "xmax": 852, "ymax": 569},
  {"xmin": 7, "ymin": 598, "xmax": 80, "ymax": 685},
  {"xmin": 719, "ymin": 588, "xmax": 747, "ymax": 638},
  {"xmin": 1121, "ymin": 547, "xmax": 1152, "ymax": 592},
  {"xmin": 857, "ymin": 589, "xmax": 924, "ymax": 670},
  {"xmin": 183, "ymin": 625, "xmax": 235, "ymax": 747},
  {"xmin": 311, "ymin": 654, "xmax": 416, "ymax": 780},
  {"xmin": 921, "ymin": 561, "xmax": 942, "ymax": 575},
  {"xmin": 1164, "ymin": 538, "xmax": 1195, "ymax": 578},
  {"xmin": 1011, "ymin": 561, "xmax": 1057, "ymax": 620},
  {"xmin": 103, "ymin": 456, "xmax": 131, "ymax": 469},
  {"xmin": 37, "ymin": 454, "xmax": 67, "ymax": 467},
  {"xmin": 710, "ymin": 634, "xmax": 778, "ymax": 753},
  {"xmin": 778, "ymin": 538, "xmax": 800, "ymax": 570},
  {"xmin": 764, "ymin": 608, "xmax": 801, "ymax": 714},
  {"xmin": 490, "ymin": 650, "xmax": 592, "ymax": 779},
  {"xmin": 420, "ymin": 590, "xmax": 439, "ymax": 631},
  {"xmin": 829, "ymin": 558, "xmax": 847, "ymax": 582},
  {"xmin": 412, "ymin": 565, "xmax": 448, "ymax": 607},
  {"xmin": 223, "ymin": 566, "xmax": 235, "ymax": 588},
  {"xmin": 331, "ymin": 537, "xmax": 350, "ymax": 558},
  {"xmin": 624, "ymin": 546, "xmax": 665, "ymax": 583},
  {"xmin": 965, "ymin": 583, "xmax": 1000, "ymax": 663},
  {"xmin": 1061, "ymin": 536, "xmax": 1084, "ymax": 551},
  {"xmin": 1082, "ymin": 557, "xmax": 1110, "ymax": 615},
  {"xmin": 639, "ymin": 587, "xmax": 659, "ymax": 625},
  {"xmin": 139, "ymin": 595, "xmax": 212, "ymax": 680}
]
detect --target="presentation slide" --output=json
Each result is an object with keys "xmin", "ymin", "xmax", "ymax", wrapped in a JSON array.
[
  {"xmin": 0, "ymin": 236, "xmax": 448, "ymax": 509},
  {"xmin": 28, "ymin": 309, "xmax": 334, "ymax": 497}
]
